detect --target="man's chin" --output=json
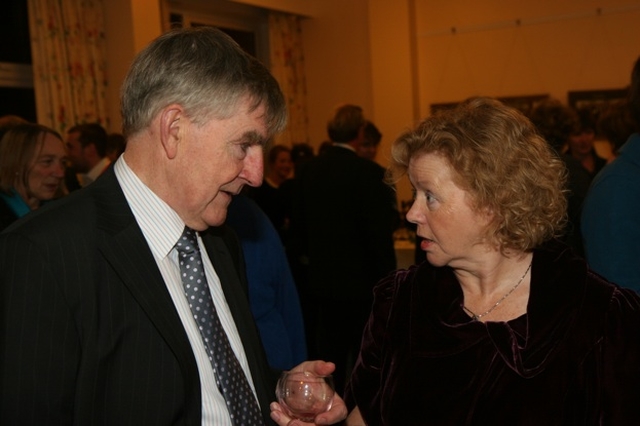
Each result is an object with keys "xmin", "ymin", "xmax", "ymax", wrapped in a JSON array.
[{"xmin": 203, "ymin": 210, "xmax": 228, "ymax": 229}]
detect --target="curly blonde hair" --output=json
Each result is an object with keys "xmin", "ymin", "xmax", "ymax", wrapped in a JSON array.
[{"xmin": 388, "ymin": 97, "xmax": 568, "ymax": 253}]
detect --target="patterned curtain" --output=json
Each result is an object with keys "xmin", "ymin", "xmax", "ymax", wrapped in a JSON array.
[
  {"xmin": 268, "ymin": 12, "xmax": 309, "ymax": 147},
  {"xmin": 27, "ymin": 0, "xmax": 108, "ymax": 134}
]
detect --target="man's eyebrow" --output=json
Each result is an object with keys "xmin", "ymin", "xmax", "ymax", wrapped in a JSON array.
[{"xmin": 236, "ymin": 130, "xmax": 268, "ymax": 146}]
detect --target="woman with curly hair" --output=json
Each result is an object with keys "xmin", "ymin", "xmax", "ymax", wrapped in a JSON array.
[{"xmin": 343, "ymin": 97, "xmax": 640, "ymax": 425}]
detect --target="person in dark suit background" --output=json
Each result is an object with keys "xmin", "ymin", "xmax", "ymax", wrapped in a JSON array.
[
  {"xmin": 106, "ymin": 131, "xmax": 127, "ymax": 162},
  {"xmin": 356, "ymin": 120, "xmax": 381, "ymax": 161},
  {"xmin": 64, "ymin": 122, "xmax": 110, "ymax": 191},
  {"xmin": 357, "ymin": 120, "xmax": 400, "ymax": 231},
  {"xmin": 529, "ymin": 98, "xmax": 592, "ymax": 257},
  {"xmin": 292, "ymin": 104, "xmax": 397, "ymax": 394},
  {"xmin": 0, "ymin": 27, "xmax": 347, "ymax": 426},
  {"xmin": 566, "ymin": 106, "xmax": 608, "ymax": 178}
]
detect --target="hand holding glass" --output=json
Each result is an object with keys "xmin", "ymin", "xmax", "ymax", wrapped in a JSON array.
[{"xmin": 276, "ymin": 370, "xmax": 335, "ymax": 422}]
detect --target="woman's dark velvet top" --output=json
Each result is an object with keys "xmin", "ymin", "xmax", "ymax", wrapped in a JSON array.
[{"xmin": 345, "ymin": 243, "xmax": 640, "ymax": 425}]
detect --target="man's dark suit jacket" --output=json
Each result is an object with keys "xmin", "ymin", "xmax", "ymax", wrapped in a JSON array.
[{"xmin": 0, "ymin": 167, "xmax": 277, "ymax": 425}]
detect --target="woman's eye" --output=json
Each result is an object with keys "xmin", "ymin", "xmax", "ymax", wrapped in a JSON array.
[{"xmin": 425, "ymin": 192, "xmax": 436, "ymax": 204}]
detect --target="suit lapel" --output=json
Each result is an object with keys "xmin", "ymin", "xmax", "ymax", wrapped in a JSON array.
[
  {"xmin": 89, "ymin": 169, "xmax": 201, "ymax": 405},
  {"xmin": 88, "ymin": 169, "xmax": 274, "ymax": 424}
]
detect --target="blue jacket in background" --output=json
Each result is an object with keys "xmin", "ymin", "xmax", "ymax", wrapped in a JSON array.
[
  {"xmin": 581, "ymin": 133, "xmax": 640, "ymax": 292},
  {"xmin": 226, "ymin": 194, "xmax": 308, "ymax": 370}
]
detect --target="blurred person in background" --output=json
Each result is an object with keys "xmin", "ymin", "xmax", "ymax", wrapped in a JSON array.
[
  {"xmin": 567, "ymin": 107, "xmax": 607, "ymax": 178},
  {"xmin": 0, "ymin": 123, "xmax": 66, "ymax": 231},
  {"xmin": 106, "ymin": 132, "xmax": 127, "ymax": 162},
  {"xmin": 226, "ymin": 194, "xmax": 308, "ymax": 371},
  {"xmin": 597, "ymin": 98, "xmax": 636, "ymax": 162},
  {"xmin": 0, "ymin": 114, "xmax": 28, "ymax": 141},
  {"xmin": 65, "ymin": 122, "xmax": 110, "ymax": 189},
  {"xmin": 581, "ymin": 56, "xmax": 640, "ymax": 292},
  {"xmin": 529, "ymin": 98, "xmax": 591, "ymax": 257},
  {"xmin": 357, "ymin": 120, "xmax": 401, "ymax": 234},
  {"xmin": 356, "ymin": 120, "xmax": 382, "ymax": 161},
  {"xmin": 292, "ymin": 104, "xmax": 397, "ymax": 393},
  {"xmin": 248, "ymin": 144, "xmax": 293, "ymax": 239}
]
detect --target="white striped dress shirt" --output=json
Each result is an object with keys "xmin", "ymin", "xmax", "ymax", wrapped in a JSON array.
[{"xmin": 114, "ymin": 156, "xmax": 260, "ymax": 425}]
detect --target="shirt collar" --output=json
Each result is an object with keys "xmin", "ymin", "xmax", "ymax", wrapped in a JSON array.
[
  {"xmin": 333, "ymin": 142, "xmax": 356, "ymax": 152},
  {"xmin": 114, "ymin": 156, "xmax": 185, "ymax": 260},
  {"xmin": 84, "ymin": 157, "xmax": 112, "ymax": 184}
]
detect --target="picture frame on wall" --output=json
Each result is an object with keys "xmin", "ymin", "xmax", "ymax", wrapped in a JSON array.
[
  {"xmin": 568, "ymin": 88, "xmax": 629, "ymax": 110},
  {"xmin": 568, "ymin": 88, "xmax": 629, "ymax": 135},
  {"xmin": 430, "ymin": 94, "xmax": 549, "ymax": 117}
]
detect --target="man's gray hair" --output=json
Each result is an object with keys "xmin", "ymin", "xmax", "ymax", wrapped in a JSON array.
[{"xmin": 120, "ymin": 26, "xmax": 287, "ymax": 138}]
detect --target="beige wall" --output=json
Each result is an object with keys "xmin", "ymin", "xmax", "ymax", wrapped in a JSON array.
[
  {"xmin": 102, "ymin": 0, "xmax": 640, "ymax": 204},
  {"xmin": 402, "ymin": 0, "xmax": 640, "ymax": 204},
  {"xmin": 416, "ymin": 0, "xmax": 640, "ymax": 111},
  {"xmin": 300, "ymin": 0, "xmax": 374, "ymax": 147},
  {"xmin": 103, "ymin": 0, "xmax": 163, "ymax": 134},
  {"xmin": 367, "ymin": 0, "xmax": 419, "ymax": 203},
  {"xmin": 231, "ymin": 0, "xmax": 318, "ymax": 16}
]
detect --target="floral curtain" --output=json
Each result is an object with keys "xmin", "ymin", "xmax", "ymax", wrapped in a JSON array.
[
  {"xmin": 268, "ymin": 12, "xmax": 309, "ymax": 147},
  {"xmin": 27, "ymin": 0, "xmax": 108, "ymax": 135}
]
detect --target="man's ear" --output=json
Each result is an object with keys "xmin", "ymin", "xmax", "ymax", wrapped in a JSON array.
[{"xmin": 159, "ymin": 105, "xmax": 183, "ymax": 159}]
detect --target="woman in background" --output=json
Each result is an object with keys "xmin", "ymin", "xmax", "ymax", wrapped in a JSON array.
[
  {"xmin": 567, "ymin": 107, "xmax": 608, "ymax": 177},
  {"xmin": 0, "ymin": 123, "xmax": 67, "ymax": 230},
  {"xmin": 248, "ymin": 144, "xmax": 293, "ymax": 237},
  {"xmin": 344, "ymin": 97, "xmax": 640, "ymax": 425}
]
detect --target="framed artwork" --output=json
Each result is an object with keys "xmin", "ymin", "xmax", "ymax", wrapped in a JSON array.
[
  {"xmin": 429, "ymin": 101, "xmax": 459, "ymax": 115},
  {"xmin": 567, "ymin": 88, "xmax": 629, "ymax": 134},
  {"xmin": 568, "ymin": 88, "xmax": 628, "ymax": 110},
  {"xmin": 430, "ymin": 94, "xmax": 549, "ymax": 117},
  {"xmin": 497, "ymin": 94, "xmax": 549, "ymax": 117}
]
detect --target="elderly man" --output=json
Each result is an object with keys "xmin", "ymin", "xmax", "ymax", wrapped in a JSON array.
[{"xmin": 0, "ymin": 27, "xmax": 346, "ymax": 426}]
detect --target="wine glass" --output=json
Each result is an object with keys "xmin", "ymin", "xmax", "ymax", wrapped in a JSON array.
[{"xmin": 275, "ymin": 370, "xmax": 335, "ymax": 422}]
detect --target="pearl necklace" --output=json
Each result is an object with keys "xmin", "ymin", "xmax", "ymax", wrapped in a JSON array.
[{"xmin": 462, "ymin": 262, "xmax": 532, "ymax": 321}]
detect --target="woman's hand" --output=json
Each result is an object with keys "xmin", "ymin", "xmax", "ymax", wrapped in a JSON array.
[{"xmin": 270, "ymin": 360, "xmax": 348, "ymax": 425}]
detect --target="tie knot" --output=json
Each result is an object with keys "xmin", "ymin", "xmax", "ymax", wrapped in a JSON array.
[{"xmin": 175, "ymin": 227, "xmax": 199, "ymax": 255}]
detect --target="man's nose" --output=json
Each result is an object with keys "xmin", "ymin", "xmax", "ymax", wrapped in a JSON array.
[{"xmin": 242, "ymin": 146, "xmax": 264, "ymax": 187}]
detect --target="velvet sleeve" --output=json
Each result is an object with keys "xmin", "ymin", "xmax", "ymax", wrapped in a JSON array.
[
  {"xmin": 344, "ymin": 268, "xmax": 412, "ymax": 421},
  {"xmin": 601, "ymin": 285, "xmax": 640, "ymax": 424}
]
